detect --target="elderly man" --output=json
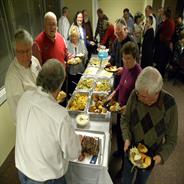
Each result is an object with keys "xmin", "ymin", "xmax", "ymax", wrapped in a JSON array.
[
  {"xmin": 33, "ymin": 11, "xmax": 68, "ymax": 66},
  {"xmin": 16, "ymin": 59, "xmax": 81, "ymax": 184},
  {"xmin": 110, "ymin": 18, "xmax": 137, "ymax": 76},
  {"xmin": 5, "ymin": 29, "xmax": 41, "ymax": 122},
  {"xmin": 121, "ymin": 66, "xmax": 178, "ymax": 184}
]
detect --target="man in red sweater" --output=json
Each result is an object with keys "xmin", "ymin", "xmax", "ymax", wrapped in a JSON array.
[
  {"xmin": 33, "ymin": 12, "xmax": 68, "ymax": 67},
  {"xmin": 154, "ymin": 8, "xmax": 175, "ymax": 77}
]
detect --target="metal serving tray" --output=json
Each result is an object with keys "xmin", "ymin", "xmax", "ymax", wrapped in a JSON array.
[
  {"xmin": 73, "ymin": 129, "xmax": 105, "ymax": 166},
  {"xmin": 75, "ymin": 76, "xmax": 96, "ymax": 92},
  {"xmin": 83, "ymin": 66, "xmax": 99, "ymax": 77},
  {"xmin": 66, "ymin": 91, "xmax": 90, "ymax": 116},
  {"xmin": 94, "ymin": 77, "xmax": 113, "ymax": 93},
  {"xmin": 96, "ymin": 68, "xmax": 113, "ymax": 78},
  {"xmin": 88, "ymin": 57, "xmax": 101, "ymax": 68},
  {"xmin": 87, "ymin": 92, "xmax": 110, "ymax": 121}
]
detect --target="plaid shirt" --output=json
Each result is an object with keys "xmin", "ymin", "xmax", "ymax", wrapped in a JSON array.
[{"xmin": 121, "ymin": 89, "xmax": 178, "ymax": 163}]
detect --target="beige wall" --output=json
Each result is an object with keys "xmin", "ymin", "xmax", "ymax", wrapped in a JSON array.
[
  {"xmin": 63, "ymin": 0, "xmax": 93, "ymax": 24},
  {"xmin": 0, "ymin": 102, "xmax": 16, "ymax": 166},
  {"xmin": 98, "ymin": 0, "xmax": 153, "ymax": 23}
]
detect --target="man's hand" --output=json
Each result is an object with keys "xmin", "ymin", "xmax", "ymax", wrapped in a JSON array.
[
  {"xmin": 124, "ymin": 139, "xmax": 131, "ymax": 152},
  {"xmin": 153, "ymin": 155, "xmax": 162, "ymax": 165}
]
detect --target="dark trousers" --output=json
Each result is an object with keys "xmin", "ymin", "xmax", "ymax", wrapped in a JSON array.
[
  {"xmin": 155, "ymin": 42, "xmax": 171, "ymax": 77},
  {"xmin": 116, "ymin": 113, "xmax": 124, "ymax": 156},
  {"xmin": 121, "ymin": 155, "xmax": 152, "ymax": 184},
  {"xmin": 18, "ymin": 170, "xmax": 67, "ymax": 184}
]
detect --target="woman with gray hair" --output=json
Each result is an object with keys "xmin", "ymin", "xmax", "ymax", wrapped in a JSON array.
[
  {"xmin": 15, "ymin": 59, "xmax": 81, "ymax": 184},
  {"xmin": 5, "ymin": 29, "xmax": 41, "ymax": 123},
  {"xmin": 121, "ymin": 66, "xmax": 178, "ymax": 184},
  {"xmin": 67, "ymin": 25, "xmax": 88, "ymax": 94}
]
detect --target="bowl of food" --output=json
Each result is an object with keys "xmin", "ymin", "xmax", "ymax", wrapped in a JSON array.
[{"xmin": 76, "ymin": 113, "xmax": 89, "ymax": 128}]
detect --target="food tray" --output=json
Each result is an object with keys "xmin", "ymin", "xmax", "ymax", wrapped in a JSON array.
[
  {"xmin": 97, "ymin": 68, "xmax": 113, "ymax": 78},
  {"xmin": 83, "ymin": 66, "xmax": 99, "ymax": 76},
  {"xmin": 87, "ymin": 92, "xmax": 110, "ymax": 121},
  {"xmin": 94, "ymin": 77, "xmax": 113, "ymax": 93},
  {"xmin": 67, "ymin": 91, "xmax": 90, "ymax": 115},
  {"xmin": 100, "ymin": 58, "xmax": 110, "ymax": 68},
  {"xmin": 73, "ymin": 130, "xmax": 105, "ymax": 166},
  {"xmin": 88, "ymin": 57, "xmax": 101, "ymax": 68},
  {"xmin": 75, "ymin": 76, "xmax": 95, "ymax": 92}
]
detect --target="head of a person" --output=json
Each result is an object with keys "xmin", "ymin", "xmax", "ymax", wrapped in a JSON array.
[
  {"xmin": 74, "ymin": 11, "xmax": 83, "ymax": 26},
  {"xmin": 114, "ymin": 18, "xmax": 128, "ymax": 42},
  {"xmin": 162, "ymin": 8, "xmax": 172, "ymax": 21},
  {"xmin": 97, "ymin": 8, "xmax": 104, "ymax": 19},
  {"xmin": 146, "ymin": 16, "xmax": 153, "ymax": 27},
  {"xmin": 123, "ymin": 8, "xmax": 130, "ymax": 20},
  {"xmin": 14, "ymin": 29, "xmax": 33, "ymax": 68},
  {"xmin": 44, "ymin": 12, "xmax": 57, "ymax": 40},
  {"xmin": 121, "ymin": 41, "xmax": 138, "ymax": 69},
  {"xmin": 36, "ymin": 59, "xmax": 65, "ymax": 95},
  {"xmin": 62, "ymin": 7, "xmax": 69, "ymax": 17},
  {"xmin": 134, "ymin": 14, "xmax": 142, "ymax": 25},
  {"xmin": 179, "ymin": 30, "xmax": 184, "ymax": 45},
  {"xmin": 157, "ymin": 7, "xmax": 164, "ymax": 17},
  {"xmin": 175, "ymin": 15, "xmax": 183, "ymax": 25},
  {"xmin": 135, "ymin": 66, "xmax": 163, "ymax": 106},
  {"xmin": 69, "ymin": 25, "xmax": 80, "ymax": 44},
  {"xmin": 102, "ymin": 20, "xmax": 109, "ymax": 30},
  {"xmin": 145, "ymin": 5, "xmax": 152, "ymax": 17},
  {"xmin": 82, "ymin": 9, "xmax": 89, "ymax": 23}
]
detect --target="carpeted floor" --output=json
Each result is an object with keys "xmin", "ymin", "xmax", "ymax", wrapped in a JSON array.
[{"xmin": 0, "ymin": 80, "xmax": 184, "ymax": 184}]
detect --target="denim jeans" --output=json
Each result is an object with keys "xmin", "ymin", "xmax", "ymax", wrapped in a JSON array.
[
  {"xmin": 121, "ymin": 154, "xmax": 152, "ymax": 184},
  {"xmin": 18, "ymin": 170, "xmax": 67, "ymax": 184}
]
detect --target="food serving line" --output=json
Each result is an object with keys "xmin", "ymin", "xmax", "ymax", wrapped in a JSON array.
[{"xmin": 65, "ymin": 54, "xmax": 114, "ymax": 184}]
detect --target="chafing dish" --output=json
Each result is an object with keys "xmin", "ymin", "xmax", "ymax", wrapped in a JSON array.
[
  {"xmin": 88, "ymin": 92, "xmax": 110, "ymax": 121},
  {"xmin": 83, "ymin": 66, "xmax": 99, "ymax": 76},
  {"xmin": 75, "ymin": 76, "xmax": 95, "ymax": 92},
  {"xmin": 94, "ymin": 77, "xmax": 113, "ymax": 93},
  {"xmin": 88, "ymin": 57, "xmax": 101, "ymax": 68},
  {"xmin": 67, "ymin": 91, "xmax": 90, "ymax": 115}
]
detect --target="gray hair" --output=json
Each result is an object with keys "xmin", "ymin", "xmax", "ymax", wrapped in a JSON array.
[
  {"xmin": 14, "ymin": 29, "xmax": 33, "ymax": 46},
  {"xmin": 115, "ymin": 18, "xmax": 127, "ymax": 28},
  {"xmin": 44, "ymin": 11, "xmax": 57, "ymax": 24},
  {"xmin": 36, "ymin": 59, "xmax": 65, "ymax": 93},
  {"xmin": 135, "ymin": 66, "xmax": 163, "ymax": 95}
]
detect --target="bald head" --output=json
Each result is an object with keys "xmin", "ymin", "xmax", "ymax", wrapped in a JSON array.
[{"xmin": 44, "ymin": 12, "xmax": 57, "ymax": 40}]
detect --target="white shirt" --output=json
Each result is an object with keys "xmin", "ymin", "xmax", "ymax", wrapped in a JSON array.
[
  {"xmin": 15, "ymin": 88, "xmax": 81, "ymax": 181},
  {"xmin": 5, "ymin": 56, "xmax": 41, "ymax": 122},
  {"xmin": 58, "ymin": 15, "xmax": 70, "ymax": 41}
]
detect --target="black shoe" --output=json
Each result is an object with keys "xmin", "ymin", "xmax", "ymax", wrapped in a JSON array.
[{"xmin": 112, "ymin": 150, "xmax": 123, "ymax": 158}]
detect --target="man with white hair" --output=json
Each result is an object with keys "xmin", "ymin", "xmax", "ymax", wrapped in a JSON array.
[
  {"xmin": 121, "ymin": 66, "xmax": 178, "ymax": 184},
  {"xmin": 16, "ymin": 59, "xmax": 81, "ymax": 184},
  {"xmin": 5, "ymin": 29, "xmax": 41, "ymax": 122},
  {"xmin": 33, "ymin": 11, "xmax": 68, "ymax": 66}
]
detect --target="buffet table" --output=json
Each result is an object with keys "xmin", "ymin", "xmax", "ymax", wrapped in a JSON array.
[{"xmin": 65, "ymin": 55, "xmax": 113, "ymax": 184}]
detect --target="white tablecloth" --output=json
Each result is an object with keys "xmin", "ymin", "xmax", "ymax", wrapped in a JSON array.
[
  {"xmin": 65, "ymin": 118, "xmax": 113, "ymax": 184},
  {"xmin": 65, "ymin": 163, "xmax": 113, "ymax": 184}
]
